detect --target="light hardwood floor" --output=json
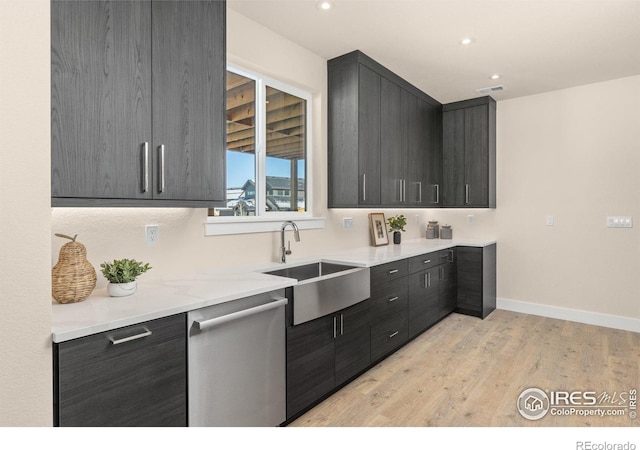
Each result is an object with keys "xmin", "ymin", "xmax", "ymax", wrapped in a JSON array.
[{"xmin": 289, "ymin": 310, "xmax": 640, "ymax": 427}]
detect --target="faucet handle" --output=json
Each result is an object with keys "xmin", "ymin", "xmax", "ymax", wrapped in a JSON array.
[{"xmin": 285, "ymin": 240, "xmax": 292, "ymax": 256}]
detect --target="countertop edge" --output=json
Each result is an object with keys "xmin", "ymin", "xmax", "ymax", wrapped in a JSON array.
[{"xmin": 51, "ymin": 238, "xmax": 495, "ymax": 343}]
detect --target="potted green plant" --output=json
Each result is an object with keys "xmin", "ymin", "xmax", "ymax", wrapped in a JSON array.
[
  {"xmin": 387, "ymin": 214, "xmax": 407, "ymax": 244},
  {"xmin": 100, "ymin": 258, "xmax": 152, "ymax": 297}
]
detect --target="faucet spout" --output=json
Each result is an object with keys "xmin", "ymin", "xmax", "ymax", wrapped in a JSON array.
[{"xmin": 280, "ymin": 221, "xmax": 300, "ymax": 263}]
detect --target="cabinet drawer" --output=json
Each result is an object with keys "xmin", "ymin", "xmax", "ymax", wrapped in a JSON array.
[
  {"xmin": 370, "ymin": 259, "xmax": 408, "ymax": 288},
  {"xmin": 371, "ymin": 309, "xmax": 408, "ymax": 362},
  {"xmin": 408, "ymin": 249, "xmax": 452, "ymax": 274},
  {"xmin": 370, "ymin": 277, "xmax": 408, "ymax": 322},
  {"xmin": 54, "ymin": 314, "xmax": 187, "ymax": 427}
]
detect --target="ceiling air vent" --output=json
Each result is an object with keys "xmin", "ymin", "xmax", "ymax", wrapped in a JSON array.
[{"xmin": 476, "ymin": 85, "xmax": 506, "ymax": 95}]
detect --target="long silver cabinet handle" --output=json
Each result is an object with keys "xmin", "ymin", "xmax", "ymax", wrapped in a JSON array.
[
  {"xmin": 193, "ymin": 297, "xmax": 288, "ymax": 331},
  {"xmin": 403, "ymin": 180, "xmax": 406, "ymax": 203},
  {"xmin": 465, "ymin": 184, "xmax": 470, "ymax": 204},
  {"xmin": 398, "ymin": 179, "xmax": 403, "ymax": 203},
  {"xmin": 159, "ymin": 144, "xmax": 166, "ymax": 193},
  {"xmin": 142, "ymin": 142, "xmax": 149, "ymax": 193},
  {"xmin": 389, "ymin": 269, "xmax": 399, "ymax": 274},
  {"xmin": 449, "ymin": 249, "xmax": 454, "ymax": 263},
  {"xmin": 109, "ymin": 329, "xmax": 152, "ymax": 345},
  {"xmin": 362, "ymin": 174, "xmax": 366, "ymax": 202},
  {"xmin": 389, "ymin": 331, "xmax": 399, "ymax": 338},
  {"xmin": 423, "ymin": 259, "xmax": 431, "ymax": 264},
  {"xmin": 434, "ymin": 184, "xmax": 440, "ymax": 204},
  {"xmin": 388, "ymin": 296, "xmax": 399, "ymax": 303},
  {"xmin": 333, "ymin": 316, "xmax": 337, "ymax": 339},
  {"xmin": 417, "ymin": 181, "xmax": 422, "ymax": 203},
  {"xmin": 340, "ymin": 314, "xmax": 344, "ymax": 336}
]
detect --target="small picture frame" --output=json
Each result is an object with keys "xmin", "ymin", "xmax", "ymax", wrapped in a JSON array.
[{"xmin": 369, "ymin": 213, "xmax": 389, "ymax": 247}]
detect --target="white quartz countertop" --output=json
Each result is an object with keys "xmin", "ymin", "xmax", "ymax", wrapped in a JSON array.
[{"xmin": 51, "ymin": 237, "xmax": 495, "ymax": 343}]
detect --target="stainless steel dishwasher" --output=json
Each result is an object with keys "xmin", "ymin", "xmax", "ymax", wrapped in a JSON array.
[{"xmin": 187, "ymin": 290, "xmax": 287, "ymax": 427}]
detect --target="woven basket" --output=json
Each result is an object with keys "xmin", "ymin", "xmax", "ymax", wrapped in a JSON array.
[{"xmin": 52, "ymin": 234, "xmax": 97, "ymax": 304}]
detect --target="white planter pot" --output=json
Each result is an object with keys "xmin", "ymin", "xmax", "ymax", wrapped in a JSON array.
[{"xmin": 107, "ymin": 281, "xmax": 137, "ymax": 297}]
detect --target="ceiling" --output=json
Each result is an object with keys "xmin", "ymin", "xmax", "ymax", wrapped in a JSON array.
[{"xmin": 228, "ymin": 0, "xmax": 640, "ymax": 103}]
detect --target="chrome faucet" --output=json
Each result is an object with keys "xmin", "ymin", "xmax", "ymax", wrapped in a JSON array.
[{"xmin": 280, "ymin": 221, "xmax": 300, "ymax": 263}]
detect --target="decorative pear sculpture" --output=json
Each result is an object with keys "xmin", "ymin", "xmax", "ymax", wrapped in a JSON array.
[{"xmin": 52, "ymin": 233, "xmax": 97, "ymax": 304}]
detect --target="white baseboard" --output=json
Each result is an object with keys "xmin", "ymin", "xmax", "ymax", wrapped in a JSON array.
[{"xmin": 497, "ymin": 298, "xmax": 640, "ymax": 333}]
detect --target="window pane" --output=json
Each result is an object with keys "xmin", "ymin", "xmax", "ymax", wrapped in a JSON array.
[
  {"xmin": 217, "ymin": 71, "xmax": 256, "ymax": 216},
  {"xmin": 265, "ymin": 86, "xmax": 306, "ymax": 212}
]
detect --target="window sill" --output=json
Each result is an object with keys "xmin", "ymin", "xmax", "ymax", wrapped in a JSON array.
[{"xmin": 205, "ymin": 216, "xmax": 325, "ymax": 236}]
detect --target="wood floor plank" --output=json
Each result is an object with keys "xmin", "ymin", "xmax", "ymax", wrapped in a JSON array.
[{"xmin": 289, "ymin": 310, "xmax": 640, "ymax": 427}]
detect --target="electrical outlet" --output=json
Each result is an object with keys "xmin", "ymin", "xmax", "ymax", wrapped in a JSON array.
[
  {"xmin": 145, "ymin": 224, "xmax": 159, "ymax": 246},
  {"xmin": 546, "ymin": 216, "xmax": 554, "ymax": 226},
  {"xmin": 467, "ymin": 215, "xmax": 474, "ymax": 224},
  {"xmin": 343, "ymin": 217, "xmax": 353, "ymax": 230},
  {"xmin": 415, "ymin": 215, "xmax": 420, "ymax": 225}
]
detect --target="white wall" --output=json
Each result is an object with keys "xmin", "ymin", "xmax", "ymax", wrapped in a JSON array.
[
  {"xmin": 495, "ymin": 75, "xmax": 640, "ymax": 320},
  {"xmin": 0, "ymin": 0, "xmax": 52, "ymax": 426}
]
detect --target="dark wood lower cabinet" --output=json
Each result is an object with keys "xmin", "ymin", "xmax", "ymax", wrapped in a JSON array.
[
  {"xmin": 456, "ymin": 244, "xmax": 497, "ymax": 319},
  {"xmin": 408, "ymin": 267, "xmax": 441, "ymax": 337},
  {"xmin": 286, "ymin": 314, "xmax": 335, "ymax": 420},
  {"xmin": 286, "ymin": 300, "xmax": 371, "ymax": 420},
  {"xmin": 54, "ymin": 314, "xmax": 187, "ymax": 427}
]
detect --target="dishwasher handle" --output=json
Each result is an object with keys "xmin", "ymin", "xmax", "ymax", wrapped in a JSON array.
[{"xmin": 193, "ymin": 297, "xmax": 288, "ymax": 331}]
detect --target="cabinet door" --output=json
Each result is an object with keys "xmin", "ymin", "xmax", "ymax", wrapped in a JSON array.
[
  {"xmin": 54, "ymin": 314, "xmax": 187, "ymax": 427},
  {"xmin": 51, "ymin": 0, "xmax": 152, "ymax": 200},
  {"xmin": 408, "ymin": 267, "xmax": 441, "ymax": 337},
  {"xmin": 335, "ymin": 300, "xmax": 371, "ymax": 386},
  {"xmin": 328, "ymin": 58, "xmax": 359, "ymax": 207},
  {"xmin": 456, "ymin": 246, "xmax": 483, "ymax": 315},
  {"xmin": 286, "ymin": 315, "xmax": 335, "ymax": 420},
  {"xmin": 456, "ymin": 245, "xmax": 496, "ymax": 319},
  {"xmin": 424, "ymin": 99, "xmax": 442, "ymax": 206},
  {"xmin": 439, "ymin": 257, "xmax": 457, "ymax": 317},
  {"xmin": 152, "ymin": 0, "xmax": 226, "ymax": 201},
  {"xmin": 401, "ymin": 90, "xmax": 425, "ymax": 205},
  {"xmin": 380, "ymin": 78, "xmax": 403, "ymax": 205},
  {"xmin": 442, "ymin": 108, "xmax": 466, "ymax": 206},
  {"xmin": 358, "ymin": 65, "xmax": 381, "ymax": 205},
  {"xmin": 464, "ymin": 105, "xmax": 489, "ymax": 207}
]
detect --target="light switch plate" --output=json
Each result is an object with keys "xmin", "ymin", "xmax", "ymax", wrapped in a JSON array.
[
  {"xmin": 546, "ymin": 216, "xmax": 554, "ymax": 226},
  {"xmin": 343, "ymin": 217, "xmax": 353, "ymax": 230},
  {"xmin": 607, "ymin": 216, "xmax": 632, "ymax": 228}
]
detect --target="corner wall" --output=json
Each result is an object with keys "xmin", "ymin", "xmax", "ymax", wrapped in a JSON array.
[
  {"xmin": 0, "ymin": 0, "xmax": 52, "ymax": 426},
  {"xmin": 495, "ymin": 75, "xmax": 640, "ymax": 322}
]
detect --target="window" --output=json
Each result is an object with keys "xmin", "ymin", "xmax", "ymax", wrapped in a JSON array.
[{"xmin": 210, "ymin": 66, "xmax": 311, "ymax": 219}]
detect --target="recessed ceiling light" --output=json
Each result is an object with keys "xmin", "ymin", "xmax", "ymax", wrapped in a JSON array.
[
  {"xmin": 317, "ymin": 1, "xmax": 333, "ymax": 10},
  {"xmin": 490, "ymin": 74, "xmax": 501, "ymax": 80},
  {"xmin": 460, "ymin": 37, "xmax": 474, "ymax": 45}
]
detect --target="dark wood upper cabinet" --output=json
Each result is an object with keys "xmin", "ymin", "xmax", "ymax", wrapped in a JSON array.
[
  {"xmin": 51, "ymin": 0, "xmax": 226, "ymax": 207},
  {"xmin": 151, "ymin": 0, "xmax": 226, "ymax": 202},
  {"xmin": 328, "ymin": 50, "xmax": 442, "ymax": 208},
  {"xmin": 51, "ymin": 0, "xmax": 153, "ymax": 201},
  {"xmin": 442, "ymin": 96, "xmax": 496, "ymax": 208}
]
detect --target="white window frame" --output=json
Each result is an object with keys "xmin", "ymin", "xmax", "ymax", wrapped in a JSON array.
[{"xmin": 205, "ymin": 64, "xmax": 324, "ymax": 236}]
